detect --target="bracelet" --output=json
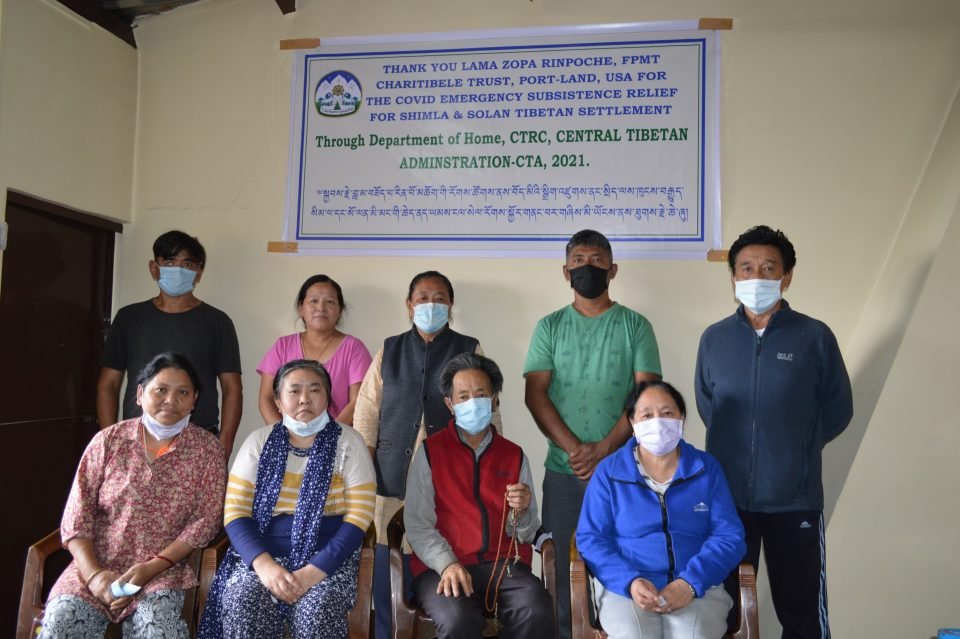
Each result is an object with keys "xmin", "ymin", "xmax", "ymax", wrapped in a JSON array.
[
  {"xmin": 686, "ymin": 582, "xmax": 697, "ymax": 598},
  {"xmin": 153, "ymin": 554, "xmax": 175, "ymax": 567},
  {"xmin": 85, "ymin": 567, "xmax": 107, "ymax": 587}
]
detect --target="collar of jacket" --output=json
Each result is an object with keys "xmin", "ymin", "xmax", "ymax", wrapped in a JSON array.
[
  {"xmin": 734, "ymin": 298, "xmax": 794, "ymax": 331},
  {"xmin": 606, "ymin": 438, "xmax": 705, "ymax": 483}
]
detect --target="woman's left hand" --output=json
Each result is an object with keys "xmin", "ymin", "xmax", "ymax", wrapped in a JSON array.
[
  {"xmin": 108, "ymin": 559, "xmax": 166, "ymax": 612},
  {"xmin": 292, "ymin": 564, "xmax": 327, "ymax": 597},
  {"xmin": 505, "ymin": 483, "xmax": 531, "ymax": 513},
  {"xmin": 655, "ymin": 579, "xmax": 695, "ymax": 614}
]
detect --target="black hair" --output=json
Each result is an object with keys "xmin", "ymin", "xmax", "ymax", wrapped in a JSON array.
[
  {"xmin": 136, "ymin": 352, "xmax": 202, "ymax": 394},
  {"xmin": 273, "ymin": 359, "xmax": 332, "ymax": 400},
  {"xmin": 727, "ymin": 225, "xmax": 797, "ymax": 273},
  {"xmin": 438, "ymin": 352, "xmax": 504, "ymax": 398},
  {"xmin": 152, "ymin": 230, "xmax": 206, "ymax": 267},
  {"xmin": 565, "ymin": 229, "xmax": 612, "ymax": 260},
  {"xmin": 295, "ymin": 274, "xmax": 345, "ymax": 326},
  {"xmin": 407, "ymin": 270, "xmax": 454, "ymax": 303},
  {"xmin": 623, "ymin": 380, "xmax": 686, "ymax": 422}
]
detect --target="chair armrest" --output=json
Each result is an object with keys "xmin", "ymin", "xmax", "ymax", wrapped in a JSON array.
[
  {"xmin": 569, "ymin": 536, "xmax": 603, "ymax": 639},
  {"xmin": 348, "ymin": 524, "xmax": 377, "ymax": 639},
  {"xmin": 197, "ymin": 530, "xmax": 230, "ymax": 620},
  {"xmin": 538, "ymin": 537, "xmax": 558, "ymax": 631},
  {"xmin": 17, "ymin": 529, "xmax": 64, "ymax": 639},
  {"xmin": 730, "ymin": 562, "xmax": 759, "ymax": 639},
  {"xmin": 387, "ymin": 508, "xmax": 417, "ymax": 639}
]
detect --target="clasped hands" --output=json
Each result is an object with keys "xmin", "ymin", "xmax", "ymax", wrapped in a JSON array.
[
  {"xmin": 86, "ymin": 558, "xmax": 168, "ymax": 613},
  {"xmin": 252, "ymin": 554, "xmax": 326, "ymax": 604},
  {"xmin": 630, "ymin": 577, "xmax": 695, "ymax": 614}
]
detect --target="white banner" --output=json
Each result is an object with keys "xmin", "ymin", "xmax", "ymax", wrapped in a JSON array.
[{"xmin": 284, "ymin": 22, "xmax": 721, "ymax": 258}]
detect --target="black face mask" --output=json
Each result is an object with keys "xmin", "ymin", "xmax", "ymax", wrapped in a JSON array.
[{"xmin": 568, "ymin": 264, "xmax": 610, "ymax": 299}]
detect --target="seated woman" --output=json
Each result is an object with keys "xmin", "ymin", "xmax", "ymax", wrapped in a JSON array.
[
  {"xmin": 41, "ymin": 352, "xmax": 226, "ymax": 639},
  {"xmin": 576, "ymin": 381, "xmax": 745, "ymax": 639},
  {"xmin": 199, "ymin": 359, "xmax": 376, "ymax": 639},
  {"xmin": 256, "ymin": 274, "xmax": 372, "ymax": 426}
]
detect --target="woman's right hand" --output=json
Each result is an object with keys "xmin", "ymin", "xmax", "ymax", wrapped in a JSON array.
[
  {"xmin": 252, "ymin": 554, "xmax": 304, "ymax": 604},
  {"xmin": 87, "ymin": 569, "xmax": 124, "ymax": 607},
  {"xmin": 629, "ymin": 577, "xmax": 661, "ymax": 611}
]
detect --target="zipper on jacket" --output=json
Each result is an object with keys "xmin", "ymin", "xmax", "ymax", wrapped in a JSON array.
[
  {"xmin": 458, "ymin": 434, "xmax": 491, "ymax": 559},
  {"xmin": 748, "ymin": 334, "xmax": 762, "ymax": 509},
  {"xmin": 656, "ymin": 492, "xmax": 676, "ymax": 582}
]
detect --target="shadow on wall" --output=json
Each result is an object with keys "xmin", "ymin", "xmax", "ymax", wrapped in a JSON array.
[{"xmin": 821, "ymin": 252, "xmax": 937, "ymax": 525}]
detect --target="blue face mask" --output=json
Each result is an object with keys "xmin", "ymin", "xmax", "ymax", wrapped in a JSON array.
[
  {"xmin": 452, "ymin": 397, "xmax": 494, "ymax": 435},
  {"xmin": 282, "ymin": 410, "xmax": 330, "ymax": 438},
  {"xmin": 735, "ymin": 278, "xmax": 782, "ymax": 314},
  {"xmin": 412, "ymin": 303, "xmax": 449, "ymax": 334},
  {"xmin": 157, "ymin": 266, "xmax": 197, "ymax": 297}
]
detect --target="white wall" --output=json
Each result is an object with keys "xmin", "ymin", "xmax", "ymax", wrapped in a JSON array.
[
  {"xmin": 3, "ymin": 0, "xmax": 958, "ymax": 635},
  {"xmin": 0, "ymin": 0, "xmax": 137, "ymax": 225}
]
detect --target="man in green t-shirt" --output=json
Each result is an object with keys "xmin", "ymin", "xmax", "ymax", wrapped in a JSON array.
[{"xmin": 524, "ymin": 229, "xmax": 662, "ymax": 639}]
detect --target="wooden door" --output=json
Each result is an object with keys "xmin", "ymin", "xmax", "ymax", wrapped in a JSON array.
[{"xmin": 0, "ymin": 191, "xmax": 120, "ymax": 635}]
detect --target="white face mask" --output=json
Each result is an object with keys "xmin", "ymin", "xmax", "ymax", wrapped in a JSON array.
[
  {"xmin": 142, "ymin": 410, "xmax": 190, "ymax": 440},
  {"xmin": 282, "ymin": 410, "xmax": 330, "ymax": 438},
  {"xmin": 633, "ymin": 417, "xmax": 683, "ymax": 456},
  {"xmin": 735, "ymin": 278, "xmax": 782, "ymax": 315},
  {"xmin": 412, "ymin": 303, "xmax": 449, "ymax": 334}
]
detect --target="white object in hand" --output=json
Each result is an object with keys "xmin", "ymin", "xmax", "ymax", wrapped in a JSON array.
[
  {"xmin": 657, "ymin": 595, "xmax": 668, "ymax": 608},
  {"xmin": 110, "ymin": 580, "xmax": 141, "ymax": 598}
]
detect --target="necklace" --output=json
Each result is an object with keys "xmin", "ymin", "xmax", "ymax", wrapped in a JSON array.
[
  {"xmin": 300, "ymin": 331, "xmax": 337, "ymax": 363},
  {"xmin": 484, "ymin": 493, "xmax": 521, "ymax": 614}
]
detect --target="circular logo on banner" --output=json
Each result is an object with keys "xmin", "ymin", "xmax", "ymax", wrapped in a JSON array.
[{"xmin": 315, "ymin": 71, "xmax": 362, "ymax": 116}]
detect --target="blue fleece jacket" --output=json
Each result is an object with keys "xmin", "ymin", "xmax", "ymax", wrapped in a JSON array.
[
  {"xmin": 577, "ymin": 439, "xmax": 745, "ymax": 598},
  {"xmin": 695, "ymin": 301, "xmax": 853, "ymax": 513}
]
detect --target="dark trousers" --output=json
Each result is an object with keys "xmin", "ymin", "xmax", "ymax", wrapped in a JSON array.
[
  {"xmin": 542, "ymin": 469, "xmax": 589, "ymax": 639},
  {"xmin": 374, "ymin": 543, "xmax": 413, "ymax": 639},
  {"xmin": 413, "ymin": 561, "xmax": 555, "ymax": 639},
  {"xmin": 726, "ymin": 510, "xmax": 829, "ymax": 639}
]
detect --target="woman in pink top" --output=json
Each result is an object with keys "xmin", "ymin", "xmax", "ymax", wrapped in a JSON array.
[{"xmin": 257, "ymin": 275, "xmax": 372, "ymax": 426}]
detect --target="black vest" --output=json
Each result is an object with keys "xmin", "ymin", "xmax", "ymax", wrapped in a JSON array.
[{"xmin": 376, "ymin": 326, "xmax": 479, "ymax": 498}]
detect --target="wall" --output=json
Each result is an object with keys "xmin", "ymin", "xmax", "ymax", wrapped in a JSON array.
[
  {"xmin": 102, "ymin": 0, "xmax": 960, "ymax": 636},
  {"xmin": 0, "ymin": 0, "xmax": 137, "ymax": 222}
]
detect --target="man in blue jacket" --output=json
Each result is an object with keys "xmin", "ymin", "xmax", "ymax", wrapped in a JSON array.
[{"xmin": 695, "ymin": 225, "xmax": 853, "ymax": 639}]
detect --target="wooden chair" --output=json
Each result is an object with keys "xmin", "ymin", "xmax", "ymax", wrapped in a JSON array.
[
  {"xmin": 196, "ymin": 524, "xmax": 377, "ymax": 639},
  {"xmin": 388, "ymin": 507, "xmax": 558, "ymax": 639},
  {"xmin": 569, "ymin": 538, "xmax": 759, "ymax": 639},
  {"xmin": 17, "ymin": 529, "xmax": 203, "ymax": 639}
]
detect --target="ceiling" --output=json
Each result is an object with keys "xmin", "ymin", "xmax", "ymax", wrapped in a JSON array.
[{"xmin": 56, "ymin": 0, "xmax": 295, "ymax": 48}]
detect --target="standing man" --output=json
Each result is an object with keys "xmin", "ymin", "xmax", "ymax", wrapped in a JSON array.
[
  {"xmin": 97, "ymin": 230, "xmax": 243, "ymax": 457},
  {"xmin": 524, "ymin": 229, "xmax": 661, "ymax": 639},
  {"xmin": 695, "ymin": 225, "xmax": 853, "ymax": 639}
]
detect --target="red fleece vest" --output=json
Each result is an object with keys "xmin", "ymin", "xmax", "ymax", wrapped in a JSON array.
[{"xmin": 410, "ymin": 423, "xmax": 534, "ymax": 577}]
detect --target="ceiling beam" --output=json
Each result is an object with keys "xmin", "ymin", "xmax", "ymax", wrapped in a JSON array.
[
  {"xmin": 56, "ymin": 0, "xmax": 137, "ymax": 48},
  {"xmin": 275, "ymin": 0, "xmax": 296, "ymax": 14}
]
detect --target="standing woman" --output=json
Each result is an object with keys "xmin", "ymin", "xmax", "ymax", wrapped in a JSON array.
[
  {"xmin": 257, "ymin": 275, "xmax": 372, "ymax": 426},
  {"xmin": 353, "ymin": 270, "xmax": 500, "ymax": 639},
  {"xmin": 199, "ymin": 360, "xmax": 376, "ymax": 639},
  {"xmin": 41, "ymin": 352, "xmax": 225, "ymax": 639}
]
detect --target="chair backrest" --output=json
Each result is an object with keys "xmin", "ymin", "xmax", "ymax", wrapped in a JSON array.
[
  {"xmin": 568, "ymin": 536, "xmax": 759, "ymax": 639},
  {"xmin": 18, "ymin": 529, "xmax": 203, "ymax": 639}
]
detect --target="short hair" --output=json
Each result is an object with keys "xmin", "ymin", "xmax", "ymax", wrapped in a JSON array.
[
  {"xmin": 623, "ymin": 380, "xmax": 687, "ymax": 422},
  {"xmin": 407, "ymin": 270, "xmax": 454, "ymax": 303},
  {"xmin": 438, "ymin": 352, "xmax": 504, "ymax": 398},
  {"xmin": 565, "ymin": 229, "xmax": 612, "ymax": 260},
  {"xmin": 727, "ymin": 225, "xmax": 796, "ymax": 273},
  {"xmin": 273, "ymin": 359, "xmax": 332, "ymax": 400},
  {"xmin": 153, "ymin": 230, "xmax": 206, "ymax": 267},
  {"xmin": 136, "ymin": 352, "xmax": 202, "ymax": 394},
  {"xmin": 295, "ymin": 274, "xmax": 345, "ymax": 325}
]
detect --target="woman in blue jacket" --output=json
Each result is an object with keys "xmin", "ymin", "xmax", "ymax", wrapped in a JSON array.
[{"xmin": 577, "ymin": 381, "xmax": 745, "ymax": 639}]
